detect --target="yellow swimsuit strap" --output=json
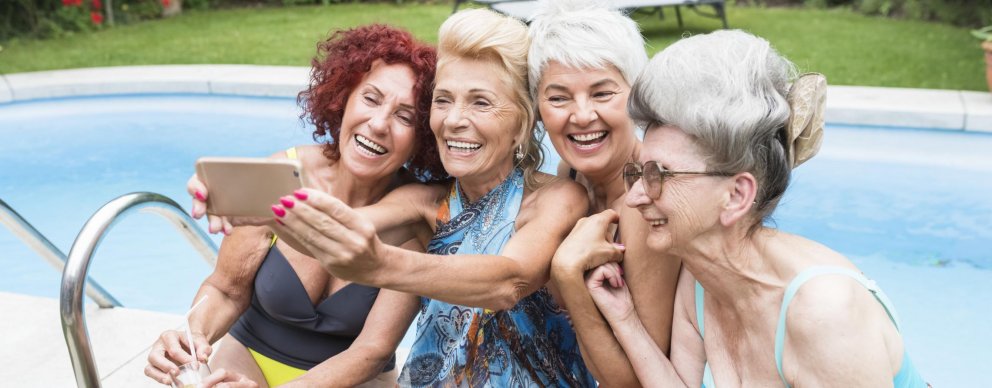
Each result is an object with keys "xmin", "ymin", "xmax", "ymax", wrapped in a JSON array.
[{"xmin": 269, "ymin": 146, "xmax": 298, "ymax": 248}]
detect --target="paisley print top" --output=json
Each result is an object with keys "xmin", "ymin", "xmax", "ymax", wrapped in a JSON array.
[{"xmin": 398, "ymin": 169, "xmax": 595, "ymax": 387}]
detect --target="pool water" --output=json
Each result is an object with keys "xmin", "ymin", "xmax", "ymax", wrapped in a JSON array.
[
  {"xmin": 1, "ymin": 94, "xmax": 989, "ymax": 386},
  {"xmin": 1, "ymin": 95, "xmax": 306, "ymax": 311}
]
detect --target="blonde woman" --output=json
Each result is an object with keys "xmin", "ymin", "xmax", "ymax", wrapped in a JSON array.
[{"xmin": 269, "ymin": 9, "xmax": 596, "ymax": 387}]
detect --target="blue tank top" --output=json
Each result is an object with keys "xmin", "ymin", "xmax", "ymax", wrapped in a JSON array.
[
  {"xmin": 398, "ymin": 169, "xmax": 596, "ymax": 387},
  {"xmin": 695, "ymin": 266, "xmax": 927, "ymax": 388}
]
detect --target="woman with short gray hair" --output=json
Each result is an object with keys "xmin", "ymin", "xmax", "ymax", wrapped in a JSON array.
[
  {"xmin": 570, "ymin": 30, "xmax": 929, "ymax": 387},
  {"xmin": 527, "ymin": 0, "xmax": 681, "ymax": 385}
]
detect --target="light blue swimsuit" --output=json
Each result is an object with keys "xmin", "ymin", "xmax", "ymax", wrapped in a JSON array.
[{"xmin": 696, "ymin": 266, "xmax": 928, "ymax": 388}]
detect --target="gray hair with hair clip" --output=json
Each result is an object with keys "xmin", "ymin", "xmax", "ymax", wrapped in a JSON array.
[{"xmin": 629, "ymin": 30, "xmax": 827, "ymax": 232}]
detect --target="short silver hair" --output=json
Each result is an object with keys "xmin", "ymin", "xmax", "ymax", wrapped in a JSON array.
[
  {"xmin": 527, "ymin": 0, "xmax": 648, "ymax": 101},
  {"xmin": 629, "ymin": 30, "xmax": 798, "ymax": 230}
]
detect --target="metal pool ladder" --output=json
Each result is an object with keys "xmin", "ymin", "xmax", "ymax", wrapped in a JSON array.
[
  {"xmin": 59, "ymin": 192, "xmax": 219, "ymax": 388},
  {"xmin": 0, "ymin": 198, "xmax": 121, "ymax": 307}
]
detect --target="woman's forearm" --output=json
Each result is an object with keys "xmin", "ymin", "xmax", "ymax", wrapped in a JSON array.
[
  {"xmin": 355, "ymin": 245, "xmax": 546, "ymax": 311},
  {"xmin": 552, "ymin": 269, "xmax": 642, "ymax": 387},
  {"xmin": 190, "ymin": 226, "xmax": 271, "ymax": 343},
  {"xmin": 611, "ymin": 315, "xmax": 688, "ymax": 388},
  {"xmin": 188, "ymin": 282, "xmax": 252, "ymax": 344}
]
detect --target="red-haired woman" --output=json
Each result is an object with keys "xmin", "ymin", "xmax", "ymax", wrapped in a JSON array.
[{"xmin": 144, "ymin": 24, "xmax": 445, "ymax": 388}]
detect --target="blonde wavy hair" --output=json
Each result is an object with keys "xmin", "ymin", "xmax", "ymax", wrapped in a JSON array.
[{"xmin": 437, "ymin": 8, "xmax": 544, "ymax": 188}]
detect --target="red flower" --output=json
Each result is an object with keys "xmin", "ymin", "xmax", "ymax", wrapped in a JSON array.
[
  {"xmin": 91, "ymin": 0, "xmax": 102, "ymax": 9},
  {"xmin": 62, "ymin": 0, "xmax": 83, "ymax": 6},
  {"xmin": 90, "ymin": 11, "xmax": 103, "ymax": 25},
  {"xmin": 162, "ymin": 0, "xmax": 171, "ymax": 7}
]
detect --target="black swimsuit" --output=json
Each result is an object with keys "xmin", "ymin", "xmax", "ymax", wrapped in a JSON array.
[{"xmin": 229, "ymin": 245, "xmax": 395, "ymax": 371}]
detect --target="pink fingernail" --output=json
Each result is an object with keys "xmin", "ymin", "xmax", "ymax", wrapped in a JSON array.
[
  {"xmin": 280, "ymin": 197, "xmax": 295, "ymax": 208},
  {"xmin": 194, "ymin": 191, "xmax": 206, "ymax": 201},
  {"xmin": 271, "ymin": 205, "xmax": 286, "ymax": 217},
  {"xmin": 293, "ymin": 190, "xmax": 308, "ymax": 200}
]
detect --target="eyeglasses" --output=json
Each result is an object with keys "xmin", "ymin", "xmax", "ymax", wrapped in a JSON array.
[{"xmin": 623, "ymin": 161, "xmax": 734, "ymax": 199}]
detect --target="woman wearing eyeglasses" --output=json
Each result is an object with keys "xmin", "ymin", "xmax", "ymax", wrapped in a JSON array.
[
  {"xmin": 564, "ymin": 30, "xmax": 929, "ymax": 387},
  {"xmin": 526, "ymin": 0, "xmax": 681, "ymax": 385}
]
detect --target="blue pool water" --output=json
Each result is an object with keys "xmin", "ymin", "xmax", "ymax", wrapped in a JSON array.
[{"xmin": 1, "ymin": 94, "xmax": 989, "ymax": 386}]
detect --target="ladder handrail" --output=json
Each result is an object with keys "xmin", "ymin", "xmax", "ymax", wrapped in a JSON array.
[
  {"xmin": 0, "ymin": 198, "xmax": 122, "ymax": 308},
  {"xmin": 61, "ymin": 192, "xmax": 219, "ymax": 388}
]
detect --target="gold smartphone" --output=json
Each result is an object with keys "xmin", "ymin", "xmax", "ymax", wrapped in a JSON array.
[{"xmin": 194, "ymin": 157, "xmax": 305, "ymax": 217}]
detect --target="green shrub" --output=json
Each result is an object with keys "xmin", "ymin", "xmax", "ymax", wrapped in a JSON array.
[{"xmin": 115, "ymin": 0, "xmax": 165, "ymax": 24}]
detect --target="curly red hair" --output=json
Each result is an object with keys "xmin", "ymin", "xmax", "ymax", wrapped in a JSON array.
[{"xmin": 298, "ymin": 24, "xmax": 446, "ymax": 182}]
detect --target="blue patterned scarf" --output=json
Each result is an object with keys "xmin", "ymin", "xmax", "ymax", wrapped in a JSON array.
[{"xmin": 398, "ymin": 169, "xmax": 595, "ymax": 387}]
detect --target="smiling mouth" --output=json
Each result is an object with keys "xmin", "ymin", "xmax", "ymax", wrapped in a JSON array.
[
  {"xmin": 355, "ymin": 134, "xmax": 387, "ymax": 156},
  {"xmin": 445, "ymin": 140, "xmax": 482, "ymax": 154},
  {"xmin": 567, "ymin": 131, "xmax": 608, "ymax": 149},
  {"xmin": 647, "ymin": 218, "xmax": 668, "ymax": 227}
]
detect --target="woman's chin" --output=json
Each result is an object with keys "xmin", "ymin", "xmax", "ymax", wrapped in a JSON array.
[
  {"xmin": 343, "ymin": 154, "xmax": 399, "ymax": 180},
  {"xmin": 645, "ymin": 233, "xmax": 673, "ymax": 253}
]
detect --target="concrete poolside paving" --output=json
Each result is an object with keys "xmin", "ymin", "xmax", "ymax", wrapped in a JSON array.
[
  {"xmin": 0, "ymin": 292, "xmax": 182, "ymax": 387},
  {"xmin": 1, "ymin": 65, "xmax": 989, "ymax": 387}
]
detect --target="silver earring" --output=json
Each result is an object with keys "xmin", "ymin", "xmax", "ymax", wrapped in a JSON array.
[{"xmin": 515, "ymin": 144, "xmax": 524, "ymax": 160}]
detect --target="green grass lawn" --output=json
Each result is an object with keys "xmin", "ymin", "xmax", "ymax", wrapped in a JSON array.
[{"xmin": 0, "ymin": 3, "xmax": 985, "ymax": 90}]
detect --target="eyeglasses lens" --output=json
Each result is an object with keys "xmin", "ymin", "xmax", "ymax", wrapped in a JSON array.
[
  {"xmin": 643, "ymin": 161, "xmax": 663, "ymax": 199},
  {"xmin": 623, "ymin": 163, "xmax": 640, "ymax": 193}
]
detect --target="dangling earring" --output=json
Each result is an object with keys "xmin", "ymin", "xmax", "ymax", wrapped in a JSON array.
[{"xmin": 515, "ymin": 144, "xmax": 524, "ymax": 161}]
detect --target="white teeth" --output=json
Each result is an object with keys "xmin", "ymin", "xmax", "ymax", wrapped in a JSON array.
[
  {"xmin": 446, "ymin": 140, "xmax": 482, "ymax": 150},
  {"xmin": 649, "ymin": 219, "xmax": 668, "ymax": 226},
  {"xmin": 570, "ymin": 131, "xmax": 608, "ymax": 142},
  {"xmin": 355, "ymin": 135, "xmax": 386, "ymax": 155}
]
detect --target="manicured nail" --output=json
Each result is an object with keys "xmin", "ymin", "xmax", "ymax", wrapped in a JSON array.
[
  {"xmin": 280, "ymin": 197, "xmax": 295, "ymax": 208},
  {"xmin": 275, "ymin": 218, "xmax": 285, "ymax": 226},
  {"xmin": 271, "ymin": 205, "xmax": 286, "ymax": 217},
  {"xmin": 293, "ymin": 190, "xmax": 308, "ymax": 200},
  {"xmin": 194, "ymin": 191, "xmax": 206, "ymax": 201},
  {"xmin": 614, "ymin": 243, "xmax": 625, "ymax": 249}
]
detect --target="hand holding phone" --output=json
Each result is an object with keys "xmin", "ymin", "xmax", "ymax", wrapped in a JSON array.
[{"xmin": 194, "ymin": 157, "xmax": 305, "ymax": 218}]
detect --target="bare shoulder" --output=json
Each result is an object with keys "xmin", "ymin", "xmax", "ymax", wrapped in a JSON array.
[
  {"xmin": 266, "ymin": 144, "xmax": 329, "ymax": 171},
  {"xmin": 383, "ymin": 180, "xmax": 449, "ymax": 204},
  {"xmin": 529, "ymin": 171, "xmax": 586, "ymax": 203},
  {"xmin": 675, "ymin": 267, "xmax": 698, "ymax": 328},
  {"xmin": 785, "ymin": 270, "xmax": 887, "ymax": 349},
  {"xmin": 517, "ymin": 172, "xmax": 587, "ymax": 229}
]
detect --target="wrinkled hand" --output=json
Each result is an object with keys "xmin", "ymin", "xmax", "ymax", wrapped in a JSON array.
[
  {"xmin": 270, "ymin": 188, "xmax": 384, "ymax": 282},
  {"xmin": 586, "ymin": 263, "xmax": 636, "ymax": 325},
  {"xmin": 187, "ymin": 174, "xmax": 270, "ymax": 235},
  {"xmin": 145, "ymin": 329, "xmax": 212, "ymax": 386},
  {"xmin": 200, "ymin": 368, "xmax": 259, "ymax": 388},
  {"xmin": 551, "ymin": 209, "xmax": 625, "ymax": 278}
]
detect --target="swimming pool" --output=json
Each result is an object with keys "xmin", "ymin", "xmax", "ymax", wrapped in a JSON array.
[{"xmin": 1, "ymin": 93, "xmax": 988, "ymax": 386}]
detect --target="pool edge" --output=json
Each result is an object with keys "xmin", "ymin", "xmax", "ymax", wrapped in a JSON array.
[{"xmin": 3, "ymin": 65, "xmax": 992, "ymax": 134}]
